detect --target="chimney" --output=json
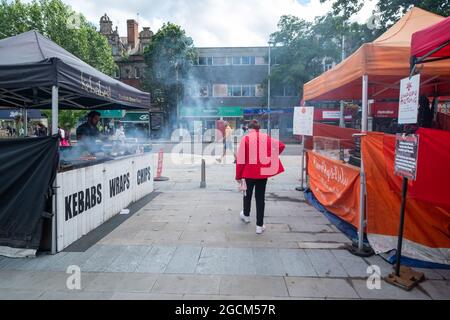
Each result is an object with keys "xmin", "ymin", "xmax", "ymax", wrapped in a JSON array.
[{"xmin": 127, "ymin": 19, "xmax": 139, "ymax": 49}]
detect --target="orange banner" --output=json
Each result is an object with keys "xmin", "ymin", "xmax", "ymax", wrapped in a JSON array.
[
  {"xmin": 307, "ymin": 151, "xmax": 360, "ymax": 227},
  {"xmin": 362, "ymin": 132, "xmax": 450, "ymax": 265}
]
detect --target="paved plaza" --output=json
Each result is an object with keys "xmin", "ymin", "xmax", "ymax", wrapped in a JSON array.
[{"xmin": 0, "ymin": 149, "xmax": 448, "ymax": 300}]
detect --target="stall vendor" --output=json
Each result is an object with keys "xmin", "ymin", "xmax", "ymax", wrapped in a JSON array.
[{"xmin": 76, "ymin": 111, "xmax": 101, "ymax": 141}]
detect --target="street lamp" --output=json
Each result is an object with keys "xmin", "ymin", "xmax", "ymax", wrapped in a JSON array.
[{"xmin": 267, "ymin": 40, "xmax": 275, "ymax": 135}]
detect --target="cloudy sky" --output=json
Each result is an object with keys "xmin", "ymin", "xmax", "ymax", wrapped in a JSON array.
[{"xmin": 64, "ymin": 0, "xmax": 375, "ymax": 46}]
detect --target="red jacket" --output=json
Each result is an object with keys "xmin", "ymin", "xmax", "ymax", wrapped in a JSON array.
[{"xmin": 235, "ymin": 130, "xmax": 286, "ymax": 180}]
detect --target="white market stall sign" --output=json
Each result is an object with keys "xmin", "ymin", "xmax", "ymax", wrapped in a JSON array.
[
  {"xmin": 56, "ymin": 153, "xmax": 154, "ymax": 252},
  {"xmin": 293, "ymin": 106, "xmax": 314, "ymax": 136},
  {"xmin": 398, "ymin": 74, "xmax": 420, "ymax": 125}
]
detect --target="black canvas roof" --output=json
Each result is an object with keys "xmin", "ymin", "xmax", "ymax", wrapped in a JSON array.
[{"xmin": 0, "ymin": 31, "xmax": 150, "ymax": 110}]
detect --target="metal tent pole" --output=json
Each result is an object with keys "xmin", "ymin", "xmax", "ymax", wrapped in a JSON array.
[
  {"xmin": 23, "ymin": 108, "xmax": 28, "ymax": 136},
  {"xmin": 339, "ymin": 100, "xmax": 345, "ymax": 128},
  {"xmin": 51, "ymin": 85, "xmax": 59, "ymax": 255},
  {"xmin": 267, "ymin": 42, "xmax": 272, "ymax": 135},
  {"xmin": 358, "ymin": 75, "xmax": 368, "ymax": 251}
]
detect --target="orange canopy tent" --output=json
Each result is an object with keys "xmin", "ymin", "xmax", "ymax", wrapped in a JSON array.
[{"xmin": 303, "ymin": 7, "xmax": 450, "ymax": 102}]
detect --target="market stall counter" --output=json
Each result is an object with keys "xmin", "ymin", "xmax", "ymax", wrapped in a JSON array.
[{"xmin": 56, "ymin": 150, "xmax": 154, "ymax": 252}]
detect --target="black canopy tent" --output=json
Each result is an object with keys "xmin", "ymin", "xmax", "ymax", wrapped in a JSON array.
[
  {"xmin": 0, "ymin": 31, "xmax": 151, "ymax": 255},
  {"xmin": 0, "ymin": 30, "xmax": 150, "ymax": 110}
]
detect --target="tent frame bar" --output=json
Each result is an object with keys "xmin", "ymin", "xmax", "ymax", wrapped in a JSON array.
[{"xmin": 410, "ymin": 40, "xmax": 450, "ymax": 76}]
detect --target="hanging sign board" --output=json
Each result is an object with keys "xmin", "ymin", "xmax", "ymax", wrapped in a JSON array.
[
  {"xmin": 293, "ymin": 106, "xmax": 314, "ymax": 136},
  {"xmin": 394, "ymin": 134, "xmax": 419, "ymax": 181},
  {"xmin": 398, "ymin": 74, "xmax": 420, "ymax": 124}
]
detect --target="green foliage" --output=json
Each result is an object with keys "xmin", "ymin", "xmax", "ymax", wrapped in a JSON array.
[
  {"xmin": 42, "ymin": 110, "xmax": 85, "ymax": 132},
  {"xmin": 269, "ymin": 13, "xmax": 381, "ymax": 97},
  {"xmin": 0, "ymin": 0, "xmax": 117, "ymax": 132},
  {"xmin": 321, "ymin": 0, "xmax": 450, "ymax": 28},
  {"xmin": 142, "ymin": 22, "xmax": 197, "ymax": 123}
]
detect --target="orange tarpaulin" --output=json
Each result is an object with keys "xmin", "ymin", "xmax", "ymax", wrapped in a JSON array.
[
  {"xmin": 362, "ymin": 132, "xmax": 450, "ymax": 265},
  {"xmin": 307, "ymin": 151, "xmax": 360, "ymax": 227},
  {"xmin": 304, "ymin": 8, "xmax": 450, "ymax": 102}
]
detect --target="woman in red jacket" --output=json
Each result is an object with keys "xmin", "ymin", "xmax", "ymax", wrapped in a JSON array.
[{"xmin": 235, "ymin": 120, "xmax": 286, "ymax": 234}]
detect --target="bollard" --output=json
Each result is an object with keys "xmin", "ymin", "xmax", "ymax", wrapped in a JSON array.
[{"xmin": 200, "ymin": 159, "xmax": 206, "ymax": 188}]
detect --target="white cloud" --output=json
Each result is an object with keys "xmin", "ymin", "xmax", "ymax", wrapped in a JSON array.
[{"xmin": 63, "ymin": 0, "xmax": 336, "ymax": 46}]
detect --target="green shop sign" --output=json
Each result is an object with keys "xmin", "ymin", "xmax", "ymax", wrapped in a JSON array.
[
  {"xmin": 121, "ymin": 112, "xmax": 149, "ymax": 123},
  {"xmin": 180, "ymin": 106, "xmax": 243, "ymax": 118},
  {"xmin": 97, "ymin": 110, "xmax": 125, "ymax": 119}
]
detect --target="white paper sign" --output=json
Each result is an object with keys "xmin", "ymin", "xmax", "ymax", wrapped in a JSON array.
[
  {"xmin": 293, "ymin": 106, "xmax": 314, "ymax": 136},
  {"xmin": 398, "ymin": 74, "xmax": 420, "ymax": 124}
]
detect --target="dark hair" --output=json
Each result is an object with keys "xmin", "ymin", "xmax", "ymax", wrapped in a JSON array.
[
  {"xmin": 87, "ymin": 111, "xmax": 101, "ymax": 119},
  {"xmin": 248, "ymin": 119, "xmax": 260, "ymax": 130}
]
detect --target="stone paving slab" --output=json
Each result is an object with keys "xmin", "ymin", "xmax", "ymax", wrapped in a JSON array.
[
  {"xmin": 305, "ymin": 249, "xmax": 348, "ymax": 277},
  {"xmin": 253, "ymin": 248, "xmax": 286, "ymax": 276},
  {"xmin": 285, "ymin": 277, "xmax": 358, "ymax": 299},
  {"xmin": 278, "ymin": 249, "xmax": 317, "ymax": 277},
  {"xmin": 351, "ymin": 279, "xmax": 431, "ymax": 300},
  {"xmin": 196, "ymin": 247, "xmax": 228, "ymax": 275},
  {"xmin": 38, "ymin": 290, "xmax": 114, "ymax": 300},
  {"xmin": 225, "ymin": 248, "xmax": 256, "ymax": 276},
  {"xmin": 110, "ymin": 292, "xmax": 184, "ymax": 300},
  {"xmin": 152, "ymin": 274, "xmax": 221, "ymax": 295},
  {"xmin": 135, "ymin": 246, "xmax": 177, "ymax": 273},
  {"xmin": 419, "ymin": 280, "xmax": 450, "ymax": 300},
  {"xmin": 331, "ymin": 250, "xmax": 370, "ymax": 278},
  {"xmin": 219, "ymin": 275, "xmax": 289, "ymax": 297},
  {"xmin": 84, "ymin": 272, "xmax": 158, "ymax": 293},
  {"xmin": 0, "ymin": 289, "xmax": 44, "ymax": 300},
  {"xmin": 104, "ymin": 245, "xmax": 152, "ymax": 273},
  {"xmin": 165, "ymin": 246, "xmax": 202, "ymax": 274},
  {"xmin": 79, "ymin": 245, "xmax": 126, "ymax": 272}
]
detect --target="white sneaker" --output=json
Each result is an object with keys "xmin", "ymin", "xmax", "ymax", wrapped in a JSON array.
[
  {"xmin": 256, "ymin": 225, "xmax": 266, "ymax": 234},
  {"xmin": 240, "ymin": 211, "xmax": 250, "ymax": 224}
]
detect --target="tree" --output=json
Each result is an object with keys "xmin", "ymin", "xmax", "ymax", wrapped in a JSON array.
[
  {"xmin": 0, "ymin": 0, "xmax": 117, "ymax": 132},
  {"xmin": 269, "ymin": 14, "xmax": 380, "ymax": 98},
  {"xmin": 143, "ymin": 22, "xmax": 197, "ymax": 127},
  {"xmin": 321, "ymin": 0, "xmax": 450, "ymax": 29}
]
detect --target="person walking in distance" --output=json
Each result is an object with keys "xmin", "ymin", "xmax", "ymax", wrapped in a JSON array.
[{"xmin": 235, "ymin": 120, "xmax": 285, "ymax": 234}]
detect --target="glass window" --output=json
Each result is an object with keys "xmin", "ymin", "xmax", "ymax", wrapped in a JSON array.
[
  {"xmin": 134, "ymin": 67, "xmax": 140, "ymax": 79},
  {"xmin": 255, "ymin": 57, "xmax": 266, "ymax": 65},
  {"xmin": 256, "ymin": 85, "xmax": 264, "ymax": 97},
  {"xmin": 232, "ymin": 85, "xmax": 242, "ymax": 97},
  {"xmin": 242, "ymin": 56, "xmax": 251, "ymax": 65},
  {"xmin": 198, "ymin": 57, "xmax": 207, "ymax": 65},
  {"xmin": 207, "ymin": 57, "xmax": 213, "ymax": 65},
  {"xmin": 242, "ymin": 85, "xmax": 251, "ymax": 97},
  {"xmin": 199, "ymin": 86, "xmax": 208, "ymax": 97},
  {"xmin": 213, "ymin": 57, "xmax": 227, "ymax": 65},
  {"xmin": 232, "ymin": 57, "xmax": 241, "ymax": 65},
  {"xmin": 213, "ymin": 84, "xmax": 228, "ymax": 97}
]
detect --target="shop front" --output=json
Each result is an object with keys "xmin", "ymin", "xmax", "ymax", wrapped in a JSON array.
[{"xmin": 179, "ymin": 106, "xmax": 243, "ymax": 141}]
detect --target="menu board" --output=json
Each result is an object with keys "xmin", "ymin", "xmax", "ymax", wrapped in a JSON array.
[{"xmin": 394, "ymin": 134, "xmax": 419, "ymax": 181}]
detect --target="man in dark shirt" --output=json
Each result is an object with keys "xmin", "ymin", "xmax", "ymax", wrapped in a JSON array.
[{"xmin": 76, "ymin": 111, "xmax": 101, "ymax": 141}]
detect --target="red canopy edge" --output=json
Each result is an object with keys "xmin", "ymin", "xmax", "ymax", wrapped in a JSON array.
[{"xmin": 411, "ymin": 17, "xmax": 450, "ymax": 59}]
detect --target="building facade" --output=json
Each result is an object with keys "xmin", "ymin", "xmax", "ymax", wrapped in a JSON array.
[
  {"xmin": 99, "ymin": 13, "xmax": 153, "ymax": 91},
  {"xmin": 181, "ymin": 47, "xmax": 299, "ymax": 138},
  {"xmin": 98, "ymin": 16, "xmax": 300, "ymax": 138}
]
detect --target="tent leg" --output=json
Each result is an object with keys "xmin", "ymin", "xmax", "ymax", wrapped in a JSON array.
[
  {"xmin": 348, "ymin": 75, "xmax": 373, "ymax": 257},
  {"xmin": 339, "ymin": 100, "xmax": 345, "ymax": 128},
  {"xmin": 51, "ymin": 86, "xmax": 58, "ymax": 255},
  {"xmin": 359, "ymin": 74, "xmax": 368, "ymax": 250},
  {"xmin": 296, "ymin": 135, "xmax": 306, "ymax": 192},
  {"xmin": 23, "ymin": 108, "xmax": 28, "ymax": 136}
]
